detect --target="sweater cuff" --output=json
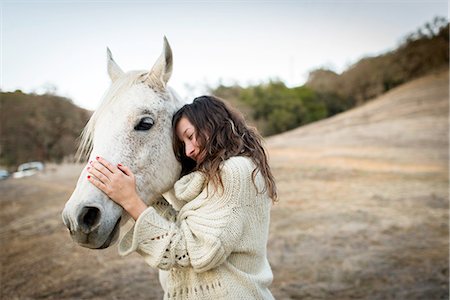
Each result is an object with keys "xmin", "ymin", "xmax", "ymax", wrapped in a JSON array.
[{"xmin": 118, "ymin": 206, "xmax": 174, "ymax": 264}]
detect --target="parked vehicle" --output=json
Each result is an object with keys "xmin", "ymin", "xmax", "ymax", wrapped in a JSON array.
[
  {"xmin": 13, "ymin": 161, "xmax": 45, "ymax": 178},
  {"xmin": 0, "ymin": 169, "xmax": 10, "ymax": 180},
  {"xmin": 17, "ymin": 161, "xmax": 45, "ymax": 172}
]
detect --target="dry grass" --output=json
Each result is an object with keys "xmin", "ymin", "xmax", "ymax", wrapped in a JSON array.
[{"xmin": 1, "ymin": 70, "xmax": 448, "ymax": 299}]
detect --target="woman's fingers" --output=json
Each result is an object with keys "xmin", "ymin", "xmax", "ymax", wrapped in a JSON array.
[
  {"xmin": 95, "ymin": 156, "xmax": 117, "ymax": 174},
  {"xmin": 87, "ymin": 174, "xmax": 108, "ymax": 193},
  {"xmin": 88, "ymin": 167, "xmax": 110, "ymax": 185},
  {"xmin": 89, "ymin": 156, "xmax": 117, "ymax": 181},
  {"xmin": 117, "ymin": 164, "xmax": 133, "ymax": 177}
]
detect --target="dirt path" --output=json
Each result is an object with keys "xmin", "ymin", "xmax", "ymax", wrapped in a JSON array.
[{"xmin": 1, "ymin": 70, "xmax": 448, "ymax": 299}]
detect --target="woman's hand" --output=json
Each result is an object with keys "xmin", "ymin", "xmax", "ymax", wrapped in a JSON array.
[{"xmin": 87, "ymin": 156, "xmax": 147, "ymax": 220}]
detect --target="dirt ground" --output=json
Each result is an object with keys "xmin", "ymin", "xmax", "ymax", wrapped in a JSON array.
[{"xmin": 1, "ymin": 70, "xmax": 448, "ymax": 299}]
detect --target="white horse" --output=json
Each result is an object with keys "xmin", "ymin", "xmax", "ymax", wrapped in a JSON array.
[{"xmin": 62, "ymin": 37, "xmax": 184, "ymax": 249}]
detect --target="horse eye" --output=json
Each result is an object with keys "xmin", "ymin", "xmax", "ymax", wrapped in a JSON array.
[{"xmin": 134, "ymin": 117, "xmax": 154, "ymax": 131}]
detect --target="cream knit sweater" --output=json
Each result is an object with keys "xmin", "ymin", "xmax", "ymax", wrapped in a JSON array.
[{"xmin": 118, "ymin": 156, "xmax": 274, "ymax": 300}]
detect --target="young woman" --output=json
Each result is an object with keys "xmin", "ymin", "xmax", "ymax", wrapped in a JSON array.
[{"xmin": 87, "ymin": 95, "xmax": 277, "ymax": 299}]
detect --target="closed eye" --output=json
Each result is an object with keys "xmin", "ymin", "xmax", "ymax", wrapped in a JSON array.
[{"xmin": 134, "ymin": 117, "xmax": 154, "ymax": 131}]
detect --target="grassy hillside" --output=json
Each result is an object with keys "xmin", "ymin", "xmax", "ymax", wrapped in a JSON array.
[{"xmin": 266, "ymin": 69, "xmax": 448, "ymax": 299}]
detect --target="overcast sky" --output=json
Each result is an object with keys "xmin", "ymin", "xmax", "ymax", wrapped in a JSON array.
[{"xmin": 1, "ymin": 1, "xmax": 448, "ymax": 110}]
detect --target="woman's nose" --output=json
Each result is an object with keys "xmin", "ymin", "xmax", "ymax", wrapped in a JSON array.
[{"xmin": 185, "ymin": 143, "xmax": 195, "ymax": 158}]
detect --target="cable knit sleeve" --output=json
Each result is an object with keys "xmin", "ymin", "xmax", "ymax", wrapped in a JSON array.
[{"xmin": 118, "ymin": 158, "xmax": 250, "ymax": 273}]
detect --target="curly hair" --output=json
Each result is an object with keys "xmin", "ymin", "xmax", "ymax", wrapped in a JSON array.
[{"xmin": 172, "ymin": 95, "xmax": 277, "ymax": 202}]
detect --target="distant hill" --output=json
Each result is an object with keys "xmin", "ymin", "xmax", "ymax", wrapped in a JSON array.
[
  {"xmin": 268, "ymin": 68, "xmax": 448, "ymax": 158},
  {"xmin": 0, "ymin": 91, "xmax": 91, "ymax": 169}
]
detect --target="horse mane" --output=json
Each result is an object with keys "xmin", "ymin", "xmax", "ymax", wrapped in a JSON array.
[{"xmin": 76, "ymin": 71, "xmax": 147, "ymax": 162}]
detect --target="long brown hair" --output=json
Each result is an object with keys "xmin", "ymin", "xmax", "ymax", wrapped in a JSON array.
[{"xmin": 172, "ymin": 95, "xmax": 277, "ymax": 202}]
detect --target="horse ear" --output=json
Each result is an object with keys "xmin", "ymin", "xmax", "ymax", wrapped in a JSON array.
[
  {"xmin": 147, "ymin": 36, "xmax": 173, "ymax": 88},
  {"xmin": 107, "ymin": 47, "xmax": 124, "ymax": 82}
]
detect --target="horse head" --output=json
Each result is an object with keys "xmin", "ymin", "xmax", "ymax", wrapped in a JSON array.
[{"xmin": 62, "ymin": 37, "xmax": 183, "ymax": 249}]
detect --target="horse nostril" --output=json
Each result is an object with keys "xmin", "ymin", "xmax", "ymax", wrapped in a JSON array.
[
  {"xmin": 84, "ymin": 207, "xmax": 99, "ymax": 227},
  {"xmin": 79, "ymin": 206, "xmax": 101, "ymax": 234}
]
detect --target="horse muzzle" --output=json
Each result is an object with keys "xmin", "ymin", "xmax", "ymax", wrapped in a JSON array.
[{"xmin": 62, "ymin": 193, "xmax": 123, "ymax": 249}]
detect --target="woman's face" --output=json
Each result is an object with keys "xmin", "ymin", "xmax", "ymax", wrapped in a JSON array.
[{"xmin": 176, "ymin": 116, "xmax": 204, "ymax": 163}]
